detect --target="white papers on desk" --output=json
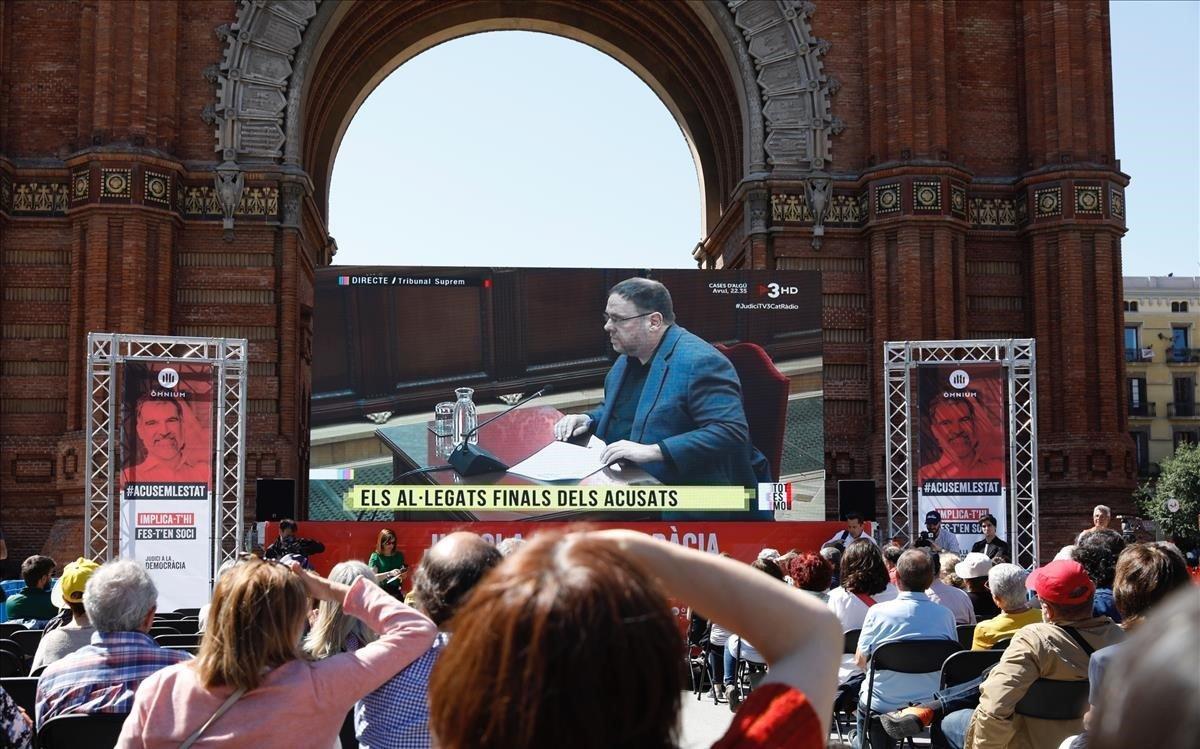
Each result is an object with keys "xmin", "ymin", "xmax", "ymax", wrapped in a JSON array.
[{"xmin": 508, "ymin": 436, "xmax": 608, "ymax": 482}]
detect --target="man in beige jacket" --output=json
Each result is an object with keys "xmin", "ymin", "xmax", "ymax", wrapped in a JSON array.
[
  {"xmin": 944, "ymin": 559, "xmax": 1124, "ymax": 749},
  {"xmin": 880, "ymin": 559, "xmax": 1123, "ymax": 749}
]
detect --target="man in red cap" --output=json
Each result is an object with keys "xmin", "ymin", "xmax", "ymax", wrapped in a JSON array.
[{"xmin": 880, "ymin": 559, "xmax": 1124, "ymax": 749}]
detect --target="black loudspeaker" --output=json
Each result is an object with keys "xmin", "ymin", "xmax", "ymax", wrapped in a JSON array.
[
  {"xmin": 255, "ymin": 478, "xmax": 296, "ymax": 522},
  {"xmin": 837, "ymin": 480, "xmax": 876, "ymax": 522}
]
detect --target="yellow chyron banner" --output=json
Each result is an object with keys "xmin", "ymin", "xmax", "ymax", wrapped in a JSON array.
[{"xmin": 345, "ymin": 485, "xmax": 751, "ymax": 512}]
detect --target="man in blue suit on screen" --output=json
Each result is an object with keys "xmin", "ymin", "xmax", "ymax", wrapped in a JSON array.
[{"xmin": 553, "ymin": 277, "xmax": 771, "ymax": 491}]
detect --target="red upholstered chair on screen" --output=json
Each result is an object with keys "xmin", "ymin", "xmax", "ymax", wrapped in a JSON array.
[{"xmin": 714, "ymin": 342, "xmax": 789, "ymax": 482}]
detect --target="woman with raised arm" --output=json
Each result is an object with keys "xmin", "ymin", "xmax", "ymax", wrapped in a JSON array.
[
  {"xmin": 116, "ymin": 556, "xmax": 435, "ymax": 749},
  {"xmin": 428, "ymin": 528, "xmax": 841, "ymax": 749}
]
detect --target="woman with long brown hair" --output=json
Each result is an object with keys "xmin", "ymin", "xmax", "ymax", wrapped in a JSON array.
[
  {"xmin": 116, "ymin": 556, "xmax": 435, "ymax": 748},
  {"xmin": 428, "ymin": 529, "xmax": 840, "ymax": 749}
]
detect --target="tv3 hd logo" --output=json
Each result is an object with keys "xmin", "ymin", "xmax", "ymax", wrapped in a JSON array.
[
  {"xmin": 755, "ymin": 282, "xmax": 798, "ymax": 299},
  {"xmin": 948, "ymin": 369, "xmax": 970, "ymax": 389},
  {"xmin": 157, "ymin": 367, "xmax": 180, "ymax": 389}
]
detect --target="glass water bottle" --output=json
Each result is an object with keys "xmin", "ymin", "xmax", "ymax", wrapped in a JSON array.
[{"xmin": 452, "ymin": 387, "xmax": 478, "ymax": 445}]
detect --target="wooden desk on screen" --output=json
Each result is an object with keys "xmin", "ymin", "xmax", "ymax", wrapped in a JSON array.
[{"xmin": 374, "ymin": 405, "xmax": 662, "ymax": 520}]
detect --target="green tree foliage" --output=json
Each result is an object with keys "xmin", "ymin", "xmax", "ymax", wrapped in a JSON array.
[{"xmin": 1135, "ymin": 443, "xmax": 1200, "ymax": 546}]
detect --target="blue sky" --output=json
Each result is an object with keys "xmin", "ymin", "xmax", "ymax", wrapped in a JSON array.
[{"xmin": 330, "ymin": 5, "xmax": 1199, "ymax": 276}]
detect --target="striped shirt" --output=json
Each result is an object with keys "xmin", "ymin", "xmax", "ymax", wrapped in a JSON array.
[
  {"xmin": 355, "ymin": 632, "xmax": 447, "ymax": 749},
  {"xmin": 35, "ymin": 631, "xmax": 190, "ymax": 730}
]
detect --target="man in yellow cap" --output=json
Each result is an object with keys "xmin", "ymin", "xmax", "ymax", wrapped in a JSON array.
[{"xmin": 30, "ymin": 558, "xmax": 100, "ymax": 673}]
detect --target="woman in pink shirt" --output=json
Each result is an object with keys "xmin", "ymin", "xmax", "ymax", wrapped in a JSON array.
[{"xmin": 116, "ymin": 556, "xmax": 436, "ymax": 749}]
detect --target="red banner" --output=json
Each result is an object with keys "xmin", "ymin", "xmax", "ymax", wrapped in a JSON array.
[
  {"xmin": 266, "ymin": 520, "xmax": 858, "ymax": 578},
  {"xmin": 916, "ymin": 363, "xmax": 1009, "ymax": 551}
]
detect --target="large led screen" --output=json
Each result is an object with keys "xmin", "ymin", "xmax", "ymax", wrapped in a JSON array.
[{"xmin": 308, "ymin": 267, "xmax": 824, "ymax": 523}]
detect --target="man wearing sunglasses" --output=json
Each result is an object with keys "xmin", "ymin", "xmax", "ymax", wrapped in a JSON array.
[{"xmin": 553, "ymin": 277, "xmax": 769, "ymax": 497}]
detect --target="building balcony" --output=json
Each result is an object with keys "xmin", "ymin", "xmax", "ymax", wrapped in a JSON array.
[
  {"xmin": 1167, "ymin": 347, "xmax": 1200, "ymax": 364},
  {"xmin": 1129, "ymin": 402, "xmax": 1156, "ymax": 418},
  {"xmin": 1125, "ymin": 347, "xmax": 1154, "ymax": 363},
  {"xmin": 1168, "ymin": 402, "xmax": 1198, "ymax": 418}
]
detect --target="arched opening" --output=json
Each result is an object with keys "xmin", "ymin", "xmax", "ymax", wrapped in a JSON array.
[
  {"xmin": 327, "ymin": 31, "xmax": 702, "ymax": 268},
  {"xmin": 296, "ymin": 1, "xmax": 751, "ymax": 245}
]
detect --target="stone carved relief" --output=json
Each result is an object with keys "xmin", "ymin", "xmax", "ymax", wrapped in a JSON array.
[
  {"xmin": 803, "ymin": 176, "xmax": 831, "ymax": 248},
  {"xmin": 212, "ymin": 0, "xmax": 319, "ymax": 162},
  {"xmin": 771, "ymin": 191, "xmax": 863, "ymax": 227},
  {"xmin": 9, "ymin": 183, "xmax": 69, "ymax": 215},
  {"xmin": 211, "ymin": 0, "xmax": 319, "ymax": 229},
  {"xmin": 215, "ymin": 165, "xmax": 245, "ymax": 232},
  {"xmin": 747, "ymin": 188, "xmax": 771, "ymax": 235},
  {"xmin": 726, "ymin": 0, "xmax": 841, "ymax": 173}
]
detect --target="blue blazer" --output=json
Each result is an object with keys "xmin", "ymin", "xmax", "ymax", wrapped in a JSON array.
[{"xmin": 588, "ymin": 325, "xmax": 770, "ymax": 486}]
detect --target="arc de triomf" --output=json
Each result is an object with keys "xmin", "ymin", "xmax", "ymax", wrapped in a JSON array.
[{"xmin": 0, "ymin": 1, "xmax": 1131, "ymax": 562}]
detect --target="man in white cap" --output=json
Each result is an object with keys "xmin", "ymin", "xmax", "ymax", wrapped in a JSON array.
[{"xmin": 30, "ymin": 558, "xmax": 100, "ymax": 673}]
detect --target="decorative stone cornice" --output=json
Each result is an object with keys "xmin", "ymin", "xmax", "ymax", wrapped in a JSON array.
[{"xmin": 0, "ymin": 162, "xmax": 278, "ymax": 222}]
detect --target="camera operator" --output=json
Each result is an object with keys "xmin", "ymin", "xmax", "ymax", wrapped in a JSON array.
[{"xmin": 921, "ymin": 511, "xmax": 961, "ymax": 554}]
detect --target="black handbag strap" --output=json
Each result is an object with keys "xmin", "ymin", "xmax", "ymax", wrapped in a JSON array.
[{"xmin": 1060, "ymin": 626, "xmax": 1096, "ymax": 657}]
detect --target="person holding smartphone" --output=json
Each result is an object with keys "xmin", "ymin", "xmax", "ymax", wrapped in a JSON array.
[{"xmin": 369, "ymin": 528, "xmax": 407, "ymax": 598}]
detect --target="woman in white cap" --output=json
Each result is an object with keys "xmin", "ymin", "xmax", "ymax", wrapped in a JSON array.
[{"xmin": 954, "ymin": 552, "xmax": 999, "ymax": 620}]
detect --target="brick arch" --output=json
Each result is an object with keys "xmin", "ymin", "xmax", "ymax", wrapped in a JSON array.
[{"xmin": 211, "ymin": 0, "xmax": 841, "ymax": 241}]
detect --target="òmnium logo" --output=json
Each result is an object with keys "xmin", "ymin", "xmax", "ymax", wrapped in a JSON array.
[
  {"xmin": 948, "ymin": 369, "xmax": 970, "ymax": 389},
  {"xmin": 157, "ymin": 367, "xmax": 180, "ymax": 390}
]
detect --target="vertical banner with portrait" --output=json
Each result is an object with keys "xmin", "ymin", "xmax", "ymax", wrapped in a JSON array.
[
  {"xmin": 916, "ymin": 364, "xmax": 1009, "ymax": 553},
  {"xmin": 118, "ymin": 362, "xmax": 215, "ymax": 610}
]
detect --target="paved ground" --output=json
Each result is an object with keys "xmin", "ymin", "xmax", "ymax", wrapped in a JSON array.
[
  {"xmin": 679, "ymin": 688, "xmax": 853, "ymax": 748},
  {"xmin": 678, "ymin": 688, "xmax": 736, "ymax": 748}
]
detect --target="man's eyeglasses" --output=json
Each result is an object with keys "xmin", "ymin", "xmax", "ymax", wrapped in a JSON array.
[{"xmin": 602, "ymin": 311, "xmax": 654, "ymax": 326}]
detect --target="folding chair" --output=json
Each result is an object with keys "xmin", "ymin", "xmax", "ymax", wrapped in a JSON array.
[
  {"xmin": 832, "ymin": 629, "xmax": 862, "ymax": 743},
  {"xmin": 173, "ymin": 608, "xmax": 201, "ymax": 617},
  {"xmin": 154, "ymin": 632, "xmax": 202, "ymax": 647},
  {"xmin": 152, "ymin": 611, "xmax": 185, "ymax": 621},
  {"xmin": 168, "ymin": 617, "xmax": 201, "ymax": 635},
  {"xmin": 0, "ymin": 623, "xmax": 26, "ymax": 640},
  {"xmin": 697, "ymin": 645, "xmax": 722, "ymax": 704},
  {"xmin": 931, "ymin": 650, "xmax": 1004, "ymax": 747},
  {"xmin": 955, "ymin": 624, "xmax": 976, "ymax": 651},
  {"xmin": 9, "ymin": 628, "xmax": 41, "ymax": 656},
  {"xmin": 0, "ymin": 639, "xmax": 23, "ymax": 661},
  {"xmin": 939, "ymin": 649, "xmax": 1003, "ymax": 690},
  {"xmin": 0, "ymin": 650, "xmax": 25, "ymax": 678},
  {"xmin": 147, "ymin": 625, "xmax": 180, "ymax": 638},
  {"xmin": 38, "ymin": 712, "xmax": 129, "ymax": 749},
  {"xmin": 861, "ymin": 639, "xmax": 961, "ymax": 749},
  {"xmin": 726, "ymin": 638, "xmax": 768, "ymax": 711},
  {"xmin": 1015, "ymin": 679, "xmax": 1089, "ymax": 720},
  {"xmin": 0, "ymin": 675, "xmax": 38, "ymax": 716},
  {"xmin": 990, "ymin": 637, "xmax": 1012, "ymax": 651},
  {"xmin": 686, "ymin": 644, "xmax": 712, "ymax": 699}
]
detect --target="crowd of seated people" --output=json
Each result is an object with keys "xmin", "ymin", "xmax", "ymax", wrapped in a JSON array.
[{"xmin": 0, "ymin": 516, "xmax": 1196, "ymax": 749}]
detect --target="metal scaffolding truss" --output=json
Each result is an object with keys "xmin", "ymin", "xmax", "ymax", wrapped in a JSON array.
[
  {"xmin": 86, "ymin": 333, "xmax": 248, "ymax": 572},
  {"xmin": 884, "ymin": 339, "xmax": 1040, "ymax": 568}
]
